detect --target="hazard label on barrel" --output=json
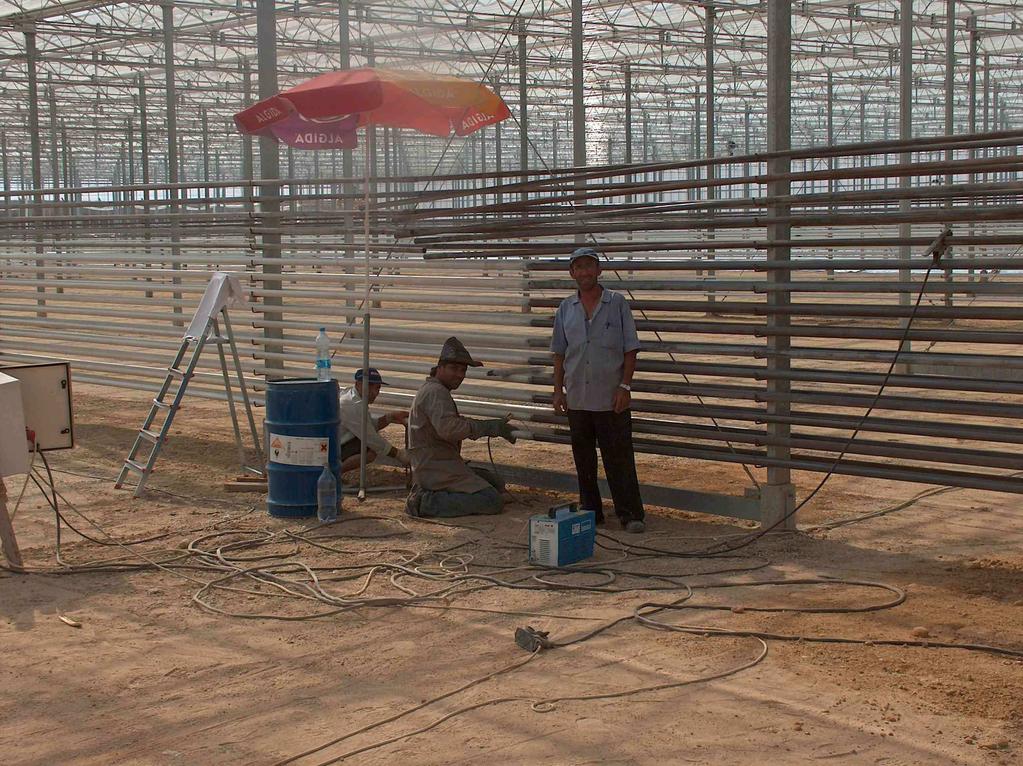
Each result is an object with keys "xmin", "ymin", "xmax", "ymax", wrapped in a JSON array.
[{"xmin": 268, "ymin": 433, "xmax": 329, "ymax": 466}]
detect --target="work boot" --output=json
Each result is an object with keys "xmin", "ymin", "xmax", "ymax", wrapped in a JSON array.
[
  {"xmin": 405, "ymin": 484, "xmax": 423, "ymax": 517},
  {"xmin": 625, "ymin": 519, "xmax": 646, "ymax": 534}
]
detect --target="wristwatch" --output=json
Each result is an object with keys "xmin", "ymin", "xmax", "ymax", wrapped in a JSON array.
[{"xmin": 618, "ymin": 383, "xmax": 631, "ymax": 391}]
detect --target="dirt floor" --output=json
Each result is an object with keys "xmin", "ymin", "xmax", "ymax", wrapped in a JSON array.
[{"xmin": 2, "ymin": 383, "xmax": 1022, "ymax": 765}]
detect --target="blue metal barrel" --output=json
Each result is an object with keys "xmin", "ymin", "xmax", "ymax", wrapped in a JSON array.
[{"xmin": 265, "ymin": 379, "xmax": 341, "ymax": 518}]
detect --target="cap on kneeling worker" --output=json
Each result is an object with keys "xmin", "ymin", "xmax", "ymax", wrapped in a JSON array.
[{"xmin": 338, "ymin": 367, "xmax": 411, "ymax": 474}]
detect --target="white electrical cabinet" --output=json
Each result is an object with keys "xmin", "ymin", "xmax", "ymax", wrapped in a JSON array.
[
  {"xmin": 0, "ymin": 373, "xmax": 29, "ymax": 477},
  {"xmin": 0, "ymin": 361, "xmax": 74, "ymax": 451}
]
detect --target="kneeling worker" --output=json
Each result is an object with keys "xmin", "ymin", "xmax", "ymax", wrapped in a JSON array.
[
  {"xmin": 405, "ymin": 337, "xmax": 517, "ymax": 518},
  {"xmin": 339, "ymin": 368, "xmax": 410, "ymax": 474}
]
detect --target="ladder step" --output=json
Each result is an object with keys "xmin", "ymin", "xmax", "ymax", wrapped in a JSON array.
[
  {"xmin": 138, "ymin": 429, "xmax": 163, "ymax": 443},
  {"xmin": 153, "ymin": 399, "xmax": 175, "ymax": 409},
  {"xmin": 209, "ymin": 336, "xmax": 228, "ymax": 344},
  {"xmin": 123, "ymin": 459, "xmax": 149, "ymax": 474},
  {"xmin": 168, "ymin": 367, "xmax": 190, "ymax": 378}
]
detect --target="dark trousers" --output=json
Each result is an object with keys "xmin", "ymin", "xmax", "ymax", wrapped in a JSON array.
[{"xmin": 567, "ymin": 409, "xmax": 644, "ymax": 523}]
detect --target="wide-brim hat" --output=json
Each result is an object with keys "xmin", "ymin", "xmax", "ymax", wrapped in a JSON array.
[
  {"xmin": 569, "ymin": 246, "xmax": 600, "ymax": 267},
  {"xmin": 438, "ymin": 336, "xmax": 483, "ymax": 367}
]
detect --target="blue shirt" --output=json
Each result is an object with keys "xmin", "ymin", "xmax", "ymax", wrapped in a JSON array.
[{"xmin": 550, "ymin": 287, "xmax": 641, "ymax": 412}]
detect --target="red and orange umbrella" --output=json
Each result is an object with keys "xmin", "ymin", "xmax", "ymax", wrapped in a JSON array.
[{"xmin": 234, "ymin": 67, "xmax": 510, "ymax": 148}]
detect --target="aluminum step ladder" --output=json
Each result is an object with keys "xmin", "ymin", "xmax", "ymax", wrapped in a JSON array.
[{"xmin": 116, "ymin": 279, "xmax": 262, "ymax": 498}]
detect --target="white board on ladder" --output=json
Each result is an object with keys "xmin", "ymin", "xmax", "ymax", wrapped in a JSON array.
[{"xmin": 0, "ymin": 373, "xmax": 29, "ymax": 478}]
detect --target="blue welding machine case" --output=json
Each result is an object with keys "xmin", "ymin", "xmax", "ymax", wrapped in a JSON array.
[{"xmin": 528, "ymin": 504, "xmax": 596, "ymax": 567}]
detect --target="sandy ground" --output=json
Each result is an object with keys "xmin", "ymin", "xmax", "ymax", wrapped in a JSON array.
[{"xmin": 2, "ymin": 383, "xmax": 1022, "ymax": 765}]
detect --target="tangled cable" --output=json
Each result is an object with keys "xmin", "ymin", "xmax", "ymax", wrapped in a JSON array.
[{"xmin": 7, "ymin": 456, "xmax": 1022, "ymax": 766}]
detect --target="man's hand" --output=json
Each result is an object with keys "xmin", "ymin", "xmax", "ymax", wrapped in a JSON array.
[
  {"xmin": 389, "ymin": 410, "xmax": 409, "ymax": 426},
  {"xmin": 613, "ymin": 387, "xmax": 631, "ymax": 414},
  {"xmin": 553, "ymin": 390, "xmax": 568, "ymax": 415}
]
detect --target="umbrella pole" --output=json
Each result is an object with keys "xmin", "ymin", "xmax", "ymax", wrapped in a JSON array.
[{"xmin": 358, "ymin": 147, "xmax": 371, "ymax": 502}]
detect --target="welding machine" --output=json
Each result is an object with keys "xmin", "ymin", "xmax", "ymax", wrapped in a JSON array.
[{"xmin": 528, "ymin": 502, "xmax": 596, "ymax": 567}]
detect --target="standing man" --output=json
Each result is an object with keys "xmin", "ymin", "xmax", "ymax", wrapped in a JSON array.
[
  {"xmin": 405, "ymin": 337, "xmax": 517, "ymax": 518},
  {"xmin": 338, "ymin": 368, "xmax": 410, "ymax": 475},
  {"xmin": 551, "ymin": 247, "xmax": 646, "ymax": 533}
]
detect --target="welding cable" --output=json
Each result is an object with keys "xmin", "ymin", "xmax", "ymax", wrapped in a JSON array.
[
  {"xmin": 10, "ymin": 462, "xmax": 210, "ymax": 582},
  {"xmin": 25, "ymin": 470, "xmax": 191, "ymax": 573},
  {"xmin": 292, "ymin": 634, "xmax": 767, "ymax": 766},
  {"xmin": 633, "ymin": 611, "xmax": 1023, "ymax": 660},
  {"xmin": 271, "ymin": 649, "xmax": 541, "ymax": 766},
  {"xmin": 805, "ymin": 469, "xmax": 1023, "ymax": 532},
  {"xmin": 685, "ymin": 236, "xmax": 953, "ymax": 556},
  {"xmin": 529, "ymin": 636, "xmax": 769, "ymax": 714}
]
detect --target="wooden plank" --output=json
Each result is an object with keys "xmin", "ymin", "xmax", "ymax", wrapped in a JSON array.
[{"xmin": 223, "ymin": 481, "xmax": 267, "ymax": 493}]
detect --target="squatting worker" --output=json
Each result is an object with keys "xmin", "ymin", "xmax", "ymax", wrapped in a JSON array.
[
  {"xmin": 551, "ymin": 246, "xmax": 646, "ymax": 533},
  {"xmin": 405, "ymin": 337, "xmax": 517, "ymax": 518},
  {"xmin": 338, "ymin": 368, "xmax": 410, "ymax": 474}
]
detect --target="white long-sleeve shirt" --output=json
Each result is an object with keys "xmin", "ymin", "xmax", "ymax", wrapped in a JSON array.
[{"xmin": 338, "ymin": 386, "xmax": 392, "ymax": 455}]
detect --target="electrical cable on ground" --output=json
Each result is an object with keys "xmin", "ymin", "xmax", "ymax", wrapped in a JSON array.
[{"xmin": 14, "ymin": 429, "xmax": 1023, "ymax": 764}]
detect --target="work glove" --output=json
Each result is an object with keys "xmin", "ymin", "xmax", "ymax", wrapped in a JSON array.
[
  {"xmin": 386, "ymin": 445, "xmax": 411, "ymax": 466},
  {"xmin": 476, "ymin": 418, "xmax": 517, "ymax": 444}
]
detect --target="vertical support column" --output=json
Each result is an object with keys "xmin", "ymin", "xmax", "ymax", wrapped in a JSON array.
[
  {"xmin": 624, "ymin": 63, "xmax": 633, "ymax": 207},
  {"xmin": 139, "ymin": 74, "xmax": 151, "ymax": 191},
  {"xmin": 494, "ymin": 81, "xmax": 503, "ymax": 207},
  {"xmin": 240, "ymin": 63, "xmax": 254, "ymax": 213},
  {"xmin": 694, "ymin": 86, "xmax": 701, "ymax": 200},
  {"xmin": 898, "ymin": 0, "xmax": 913, "ymax": 368},
  {"xmin": 942, "ymin": 0, "xmax": 955, "ymax": 306},
  {"xmin": 47, "ymin": 81, "xmax": 60, "ymax": 192},
  {"xmin": 642, "ymin": 112, "xmax": 650, "ymax": 203},
  {"xmin": 339, "ymin": 0, "xmax": 355, "ymax": 311},
  {"xmin": 47, "ymin": 81, "xmax": 66, "ymax": 294},
  {"xmin": 859, "ymin": 92, "xmax": 866, "ymax": 193},
  {"xmin": 826, "ymin": 70, "xmax": 835, "ymax": 278},
  {"xmin": 257, "ymin": 0, "xmax": 283, "ymax": 374},
  {"xmin": 60, "ymin": 124, "xmax": 71, "ymax": 201},
  {"xmin": 571, "ymin": 0, "xmax": 586, "ymax": 243},
  {"xmin": 162, "ymin": 1, "xmax": 183, "ymax": 322},
  {"xmin": 982, "ymin": 53, "xmax": 990, "ymax": 134},
  {"xmin": 24, "ymin": 26, "xmax": 45, "ymax": 316},
  {"xmin": 761, "ymin": 0, "xmax": 795, "ymax": 529},
  {"xmin": 705, "ymin": 3, "xmax": 716, "ymax": 301},
  {"xmin": 518, "ymin": 18, "xmax": 528, "ymax": 203},
  {"xmin": 201, "ymin": 105, "xmax": 210, "ymax": 202},
  {"xmin": 967, "ymin": 13, "xmax": 977, "ymax": 279},
  {"xmin": 138, "ymin": 74, "xmax": 154, "ymax": 298},
  {"xmin": 0, "ymin": 131, "xmax": 8, "ymax": 199},
  {"xmin": 743, "ymin": 104, "xmax": 751, "ymax": 201}
]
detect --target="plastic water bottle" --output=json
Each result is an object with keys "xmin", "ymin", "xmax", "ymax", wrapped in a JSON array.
[
  {"xmin": 317, "ymin": 459, "xmax": 338, "ymax": 523},
  {"xmin": 315, "ymin": 327, "xmax": 331, "ymax": 381}
]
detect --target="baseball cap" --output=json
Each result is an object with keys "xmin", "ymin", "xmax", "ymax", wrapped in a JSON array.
[
  {"xmin": 569, "ymin": 247, "xmax": 600, "ymax": 266},
  {"xmin": 354, "ymin": 368, "xmax": 387, "ymax": 385}
]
